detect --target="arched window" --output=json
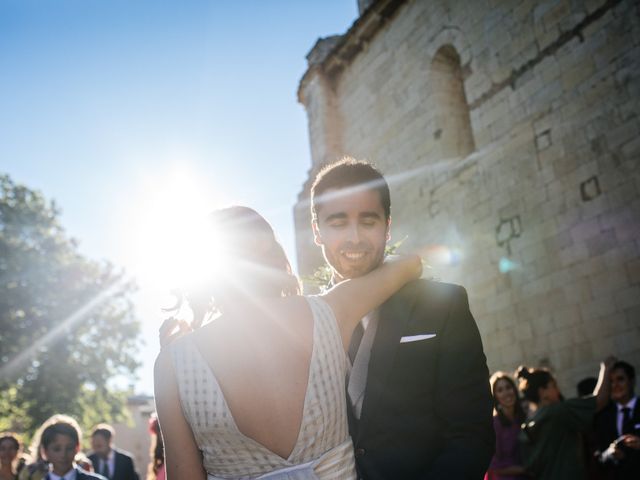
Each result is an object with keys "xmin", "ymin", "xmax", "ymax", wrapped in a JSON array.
[{"xmin": 430, "ymin": 45, "xmax": 475, "ymax": 159}]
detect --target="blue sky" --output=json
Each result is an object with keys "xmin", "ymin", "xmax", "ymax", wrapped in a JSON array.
[{"xmin": 0, "ymin": 0, "xmax": 358, "ymax": 394}]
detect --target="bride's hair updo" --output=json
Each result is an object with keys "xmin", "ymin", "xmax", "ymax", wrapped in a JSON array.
[
  {"xmin": 185, "ymin": 206, "xmax": 300, "ymax": 328},
  {"xmin": 515, "ymin": 365, "xmax": 554, "ymax": 404}
]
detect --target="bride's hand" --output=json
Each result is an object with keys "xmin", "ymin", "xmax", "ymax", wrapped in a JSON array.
[{"xmin": 159, "ymin": 317, "xmax": 192, "ymax": 349}]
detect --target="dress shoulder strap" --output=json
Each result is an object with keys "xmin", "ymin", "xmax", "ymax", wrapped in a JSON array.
[
  {"xmin": 305, "ymin": 295, "xmax": 346, "ymax": 368},
  {"xmin": 305, "ymin": 295, "xmax": 338, "ymax": 330}
]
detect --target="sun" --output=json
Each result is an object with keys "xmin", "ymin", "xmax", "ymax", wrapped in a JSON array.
[{"xmin": 123, "ymin": 166, "xmax": 229, "ymax": 294}]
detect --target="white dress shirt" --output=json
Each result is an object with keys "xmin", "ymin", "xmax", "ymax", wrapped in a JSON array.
[
  {"xmin": 47, "ymin": 467, "xmax": 77, "ymax": 480},
  {"xmin": 97, "ymin": 449, "xmax": 115, "ymax": 479},
  {"xmin": 347, "ymin": 310, "xmax": 379, "ymax": 419}
]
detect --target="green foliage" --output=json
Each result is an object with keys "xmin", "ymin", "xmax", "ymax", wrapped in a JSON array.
[
  {"xmin": 302, "ymin": 263, "xmax": 334, "ymax": 291},
  {"xmin": 0, "ymin": 386, "xmax": 28, "ymax": 432},
  {"xmin": 0, "ymin": 174, "xmax": 141, "ymax": 438},
  {"xmin": 303, "ymin": 237, "xmax": 408, "ymax": 289}
]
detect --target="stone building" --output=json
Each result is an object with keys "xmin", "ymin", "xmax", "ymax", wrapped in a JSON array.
[{"xmin": 294, "ymin": 0, "xmax": 640, "ymax": 391}]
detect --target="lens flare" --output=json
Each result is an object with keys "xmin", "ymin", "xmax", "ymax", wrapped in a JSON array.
[
  {"xmin": 499, "ymin": 257, "xmax": 519, "ymax": 273},
  {"xmin": 417, "ymin": 244, "xmax": 462, "ymax": 267}
]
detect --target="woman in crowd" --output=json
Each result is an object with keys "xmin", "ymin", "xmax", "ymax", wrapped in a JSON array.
[
  {"xmin": 146, "ymin": 415, "xmax": 165, "ymax": 480},
  {"xmin": 0, "ymin": 433, "xmax": 22, "ymax": 480},
  {"xmin": 516, "ymin": 357, "xmax": 615, "ymax": 480},
  {"xmin": 155, "ymin": 206, "xmax": 422, "ymax": 479},
  {"xmin": 18, "ymin": 422, "xmax": 49, "ymax": 480},
  {"xmin": 485, "ymin": 372, "xmax": 528, "ymax": 480}
]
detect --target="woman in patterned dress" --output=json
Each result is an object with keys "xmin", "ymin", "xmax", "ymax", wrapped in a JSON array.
[{"xmin": 154, "ymin": 206, "xmax": 421, "ymax": 479}]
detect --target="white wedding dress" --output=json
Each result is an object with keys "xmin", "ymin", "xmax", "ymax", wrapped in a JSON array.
[{"xmin": 170, "ymin": 296, "xmax": 356, "ymax": 479}]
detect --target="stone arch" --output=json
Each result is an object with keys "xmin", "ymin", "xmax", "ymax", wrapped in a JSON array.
[
  {"xmin": 426, "ymin": 27, "xmax": 472, "ymax": 68},
  {"xmin": 430, "ymin": 43, "xmax": 475, "ymax": 159}
]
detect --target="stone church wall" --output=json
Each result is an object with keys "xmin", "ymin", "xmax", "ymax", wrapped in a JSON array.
[{"xmin": 294, "ymin": 0, "xmax": 640, "ymax": 391}]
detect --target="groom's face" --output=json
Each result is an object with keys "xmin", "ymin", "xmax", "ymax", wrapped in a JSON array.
[{"xmin": 313, "ymin": 187, "xmax": 390, "ymax": 282}]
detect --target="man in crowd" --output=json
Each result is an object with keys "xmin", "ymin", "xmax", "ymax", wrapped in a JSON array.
[
  {"xmin": 88, "ymin": 424, "xmax": 138, "ymax": 480},
  {"xmin": 310, "ymin": 157, "xmax": 494, "ymax": 479},
  {"xmin": 595, "ymin": 360, "xmax": 640, "ymax": 479}
]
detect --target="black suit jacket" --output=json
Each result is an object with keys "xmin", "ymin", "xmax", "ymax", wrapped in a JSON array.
[
  {"xmin": 88, "ymin": 449, "xmax": 139, "ymax": 480},
  {"xmin": 76, "ymin": 466, "xmax": 108, "ymax": 480},
  {"xmin": 594, "ymin": 399, "xmax": 640, "ymax": 479},
  {"xmin": 349, "ymin": 279, "xmax": 495, "ymax": 479}
]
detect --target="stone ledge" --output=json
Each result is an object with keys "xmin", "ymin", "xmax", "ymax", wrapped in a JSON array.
[{"xmin": 298, "ymin": 0, "xmax": 408, "ymax": 101}]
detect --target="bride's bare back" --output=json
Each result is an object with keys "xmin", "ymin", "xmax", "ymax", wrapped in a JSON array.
[{"xmin": 192, "ymin": 296, "xmax": 314, "ymax": 459}]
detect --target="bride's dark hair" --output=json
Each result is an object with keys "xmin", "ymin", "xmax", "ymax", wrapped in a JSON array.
[{"xmin": 179, "ymin": 206, "xmax": 300, "ymax": 328}]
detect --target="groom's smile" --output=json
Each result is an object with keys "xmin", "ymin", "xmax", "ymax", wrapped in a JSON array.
[
  {"xmin": 340, "ymin": 248, "xmax": 371, "ymax": 268},
  {"xmin": 313, "ymin": 188, "xmax": 390, "ymax": 283},
  {"xmin": 342, "ymin": 250, "xmax": 367, "ymax": 260}
]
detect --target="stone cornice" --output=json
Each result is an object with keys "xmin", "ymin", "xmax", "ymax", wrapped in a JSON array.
[{"xmin": 297, "ymin": 0, "xmax": 408, "ymax": 103}]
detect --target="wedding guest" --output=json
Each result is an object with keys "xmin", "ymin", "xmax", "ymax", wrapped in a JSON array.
[
  {"xmin": 485, "ymin": 373, "xmax": 528, "ymax": 480},
  {"xmin": 595, "ymin": 360, "xmax": 640, "ymax": 479},
  {"xmin": 0, "ymin": 433, "xmax": 21, "ymax": 480},
  {"xmin": 38, "ymin": 415, "xmax": 104, "ymax": 480},
  {"xmin": 575, "ymin": 376, "xmax": 601, "ymax": 480},
  {"xmin": 18, "ymin": 414, "xmax": 60, "ymax": 480},
  {"xmin": 517, "ymin": 357, "xmax": 615, "ymax": 480},
  {"xmin": 146, "ymin": 416, "xmax": 164, "ymax": 480},
  {"xmin": 89, "ymin": 424, "xmax": 138, "ymax": 480}
]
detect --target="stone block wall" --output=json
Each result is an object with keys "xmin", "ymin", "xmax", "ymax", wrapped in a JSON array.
[{"xmin": 295, "ymin": 0, "xmax": 640, "ymax": 392}]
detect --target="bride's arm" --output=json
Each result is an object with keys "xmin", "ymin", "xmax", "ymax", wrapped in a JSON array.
[
  {"xmin": 154, "ymin": 350, "xmax": 207, "ymax": 480},
  {"xmin": 321, "ymin": 254, "xmax": 422, "ymax": 349}
]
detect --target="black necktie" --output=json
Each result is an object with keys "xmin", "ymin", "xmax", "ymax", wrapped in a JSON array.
[
  {"xmin": 622, "ymin": 407, "xmax": 633, "ymax": 435},
  {"xmin": 101, "ymin": 460, "xmax": 110, "ymax": 479}
]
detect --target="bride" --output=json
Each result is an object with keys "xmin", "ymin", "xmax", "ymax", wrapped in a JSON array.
[{"xmin": 154, "ymin": 206, "xmax": 421, "ymax": 479}]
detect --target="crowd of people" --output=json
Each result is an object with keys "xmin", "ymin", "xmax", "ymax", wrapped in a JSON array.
[
  {"xmin": 0, "ymin": 416, "xmax": 157, "ymax": 480},
  {"xmin": 2, "ymin": 357, "xmax": 636, "ymax": 480},
  {"xmin": 486, "ymin": 359, "xmax": 639, "ymax": 480}
]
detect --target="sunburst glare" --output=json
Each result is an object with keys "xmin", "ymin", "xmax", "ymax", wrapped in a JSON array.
[{"xmin": 123, "ymin": 166, "xmax": 227, "ymax": 293}]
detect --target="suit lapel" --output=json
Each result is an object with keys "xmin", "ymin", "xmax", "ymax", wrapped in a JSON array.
[{"xmin": 356, "ymin": 286, "xmax": 416, "ymax": 441}]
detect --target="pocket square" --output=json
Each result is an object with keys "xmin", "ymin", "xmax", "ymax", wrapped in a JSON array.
[{"xmin": 400, "ymin": 334, "xmax": 437, "ymax": 343}]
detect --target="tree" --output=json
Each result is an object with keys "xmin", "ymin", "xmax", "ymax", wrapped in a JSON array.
[{"xmin": 0, "ymin": 174, "xmax": 141, "ymax": 435}]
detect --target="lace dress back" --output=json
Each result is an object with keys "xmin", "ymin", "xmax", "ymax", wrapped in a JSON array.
[{"xmin": 170, "ymin": 296, "xmax": 356, "ymax": 479}]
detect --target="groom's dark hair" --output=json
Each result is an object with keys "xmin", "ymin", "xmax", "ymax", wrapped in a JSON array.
[{"xmin": 310, "ymin": 157, "xmax": 391, "ymax": 221}]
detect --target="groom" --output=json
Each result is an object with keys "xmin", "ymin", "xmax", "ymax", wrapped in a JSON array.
[{"xmin": 310, "ymin": 158, "xmax": 494, "ymax": 479}]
